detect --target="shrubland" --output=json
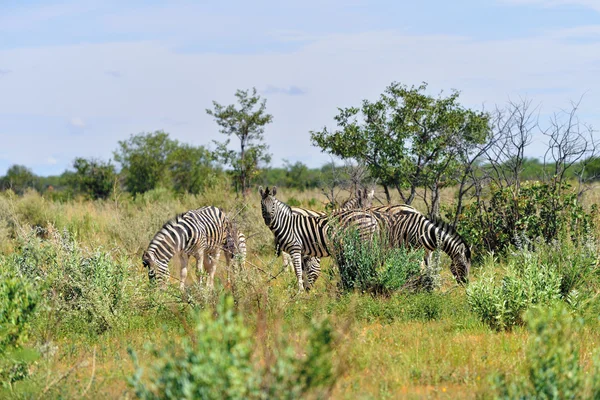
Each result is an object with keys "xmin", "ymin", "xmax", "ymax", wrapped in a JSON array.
[{"xmin": 0, "ymin": 181, "xmax": 597, "ymax": 399}]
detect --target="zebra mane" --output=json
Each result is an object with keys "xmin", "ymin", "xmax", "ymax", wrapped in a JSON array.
[
  {"xmin": 428, "ymin": 215, "xmax": 471, "ymax": 260},
  {"xmin": 151, "ymin": 212, "xmax": 186, "ymax": 240}
]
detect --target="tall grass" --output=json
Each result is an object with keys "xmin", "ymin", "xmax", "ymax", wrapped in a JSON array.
[{"xmin": 0, "ymin": 185, "xmax": 598, "ymax": 398}]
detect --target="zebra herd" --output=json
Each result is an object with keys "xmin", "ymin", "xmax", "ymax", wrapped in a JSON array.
[{"xmin": 142, "ymin": 186, "xmax": 471, "ymax": 292}]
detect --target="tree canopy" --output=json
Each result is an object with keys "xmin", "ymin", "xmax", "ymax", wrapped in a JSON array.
[{"xmin": 207, "ymin": 88, "xmax": 273, "ymax": 196}]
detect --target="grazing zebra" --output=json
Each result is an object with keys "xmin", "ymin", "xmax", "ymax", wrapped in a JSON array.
[
  {"xmin": 224, "ymin": 223, "xmax": 247, "ymax": 270},
  {"xmin": 279, "ymin": 189, "xmax": 374, "ymax": 289},
  {"xmin": 370, "ymin": 204, "xmax": 471, "ymax": 284},
  {"xmin": 142, "ymin": 206, "xmax": 244, "ymax": 291},
  {"xmin": 260, "ymin": 186, "xmax": 381, "ymax": 291}
]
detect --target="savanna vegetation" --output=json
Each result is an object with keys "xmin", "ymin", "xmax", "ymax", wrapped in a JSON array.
[{"xmin": 1, "ymin": 84, "xmax": 599, "ymax": 399}]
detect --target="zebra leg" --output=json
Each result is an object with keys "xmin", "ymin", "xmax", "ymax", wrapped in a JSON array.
[
  {"xmin": 204, "ymin": 251, "xmax": 217, "ymax": 288},
  {"xmin": 195, "ymin": 249, "xmax": 205, "ymax": 285},
  {"xmin": 422, "ymin": 249, "xmax": 432, "ymax": 271},
  {"xmin": 178, "ymin": 253, "xmax": 188, "ymax": 292},
  {"xmin": 290, "ymin": 250, "xmax": 305, "ymax": 292},
  {"xmin": 304, "ymin": 257, "xmax": 321, "ymax": 291},
  {"xmin": 283, "ymin": 252, "xmax": 293, "ymax": 271}
]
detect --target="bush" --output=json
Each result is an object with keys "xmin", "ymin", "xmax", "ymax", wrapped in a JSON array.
[
  {"xmin": 333, "ymin": 228, "xmax": 424, "ymax": 294},
  {"xmin": 128, "ymin": 295, "xmax": 339, "ymax": 400},
  {"xmin": 0, "ymin": 262, "xmax": 40, "ymax": 388},
  {"xmin": 467, "ymin": 250, "xmax": 562, "ymax": 331},
  {"xmin": 449, "ymin": 181, "xmax": 597, "ymax": 259},
  {"xmin": 9, "ymin": 226, "xmax": 137, "ymax": 337},
  {"xmin": 491, "ymin": 303, "xmax": 600, "ymax": 399}
]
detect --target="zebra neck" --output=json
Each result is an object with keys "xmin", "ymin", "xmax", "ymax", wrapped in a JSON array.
[{"xmin": 436, "ymin": 226, "xmax": 463, "ymax": 260}]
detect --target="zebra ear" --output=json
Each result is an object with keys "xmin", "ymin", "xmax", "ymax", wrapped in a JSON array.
[
  {"xmin": 272, "ymin": 186, "xmax": 277, "ymax": 196},
  {"xmin": 259, "ymin": 186, "xmax": 265, "ymax": 197},
  {"xmin": 368, "ymin": 189, "xmax": 375, "ymax": 198},
  {"xmin": 357, "ymin": 189, "xmax": 362, "ymax": 198}
]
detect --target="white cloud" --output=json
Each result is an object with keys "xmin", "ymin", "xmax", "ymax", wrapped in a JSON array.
[
  {"xmin": 47, "ymin": 157, "xmax": 58, "ymax": 165},
  {"xmin": 1, "ymin": 28, "xmax": 599, "ymax": 172},
  {"xmin": 70, "ymin": 117, "xmax": 85, "ymax": 128}
]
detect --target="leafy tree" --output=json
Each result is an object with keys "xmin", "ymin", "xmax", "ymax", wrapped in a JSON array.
[
  {"xmin": 0, "ymin": 165, "xmax": 38, "ymax": 195},
  {"xmin": 167, "ymin": 144, "xmax": 218, "ymax": 194},
  {"xmin": 311, "ymin": 82, "xmax": 490, "ymax": 215},
  {"xmin": 207, "ymin": 88, "xmax": 273, "ymax": 196},
  {"xmin": 71, "ymin": 157, "xmax": 117, "ymax": 199},
  {"xmin": 283, "ymin": 160, "xmax": 319, "ymax": 190},
  {"xmin": 113, "ymin": 131, "xmax": 178, "ymax": 195}
]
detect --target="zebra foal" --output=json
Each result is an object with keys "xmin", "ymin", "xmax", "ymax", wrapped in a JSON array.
[{"xmin": 142, "ymin": 206, "xmax": 245, "ymax": 291}]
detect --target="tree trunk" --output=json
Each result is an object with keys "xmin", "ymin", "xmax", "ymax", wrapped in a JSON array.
[
  {"xmin": 431, "ymin": 182, "xmax": 440, "ymax": 219},
  {"xmin": 383, "ymin": 184, "xmax": 391, "ymax": 204},
  {"xmin": 240, "ymin": 134, "xmax": 247, "ymax": 198}
]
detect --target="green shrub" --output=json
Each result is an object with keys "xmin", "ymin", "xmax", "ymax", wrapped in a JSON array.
[
  {"xmin": 467, "ymin": 250, "xmax": 562, "ymax": 331},
  {"xmin": 286, "ymin": 196, "xmax": 301, "ymax": 207},
  {"xmin": 10, "ymin": 226, "xmax": 137, "ymax": 337},
  {"xmin": 448, "ymin": 181, "xmax": 597, "ymax": 259},
  {"xmin": 0, "ymin": 262, "xmax": 40, "ymax": 388},
  {"xmin": 538, "ymin": 237, "xmax": 599, "ymax": 297},
  {"xmin": 128, "ymin": 295, "xmax": 338, "ymax": 400},
  {"xmin": 333, "ymin": 228, "xmax": 424, "ymax": 294},
  {"xmin": 491, "ymin": 303, "xmax": 600, "ymax": 399}
]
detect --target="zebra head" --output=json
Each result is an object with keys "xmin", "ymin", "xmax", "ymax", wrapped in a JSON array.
[
  {"xmin": 259, "ymin": 186, "xmax": 281, "ymax": 228},
  {"xmin": 357, "ymin": 188, "xmax": 375, "ymax": 209},
  {"xmin": 142, "ymin": 250, "xmax": 168, "ymax": 285},
  {"xmin": 451, "ymin": 243, "xmax": 471, "ymax": 284}
]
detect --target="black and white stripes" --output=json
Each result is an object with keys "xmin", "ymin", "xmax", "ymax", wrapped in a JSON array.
[
  {"xmin": 260, "ymin": 186, "xmax": 381, "ymax": 291},
  {"xmin": 371, "ymin": 204, "xmax": 471, "ymax": 283},
  {"xmin": 142, "ymin": 206, "xmax": 245, "ymax": 291}
]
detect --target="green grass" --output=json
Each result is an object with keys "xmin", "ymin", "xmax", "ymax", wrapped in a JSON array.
[{"xmin": 0, "ymin": 186, "xmax": 599, "ymax": 399}]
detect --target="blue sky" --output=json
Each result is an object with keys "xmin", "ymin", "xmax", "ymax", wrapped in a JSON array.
[{"xmin": 1, "ymin": 0, "xmax": 599, "ymax": 176}]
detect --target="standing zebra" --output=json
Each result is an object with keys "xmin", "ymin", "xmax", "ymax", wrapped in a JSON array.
[
  {"xmin": 280, "ymin": 188, "xmax": 375, "ymax": 289},
  {"xmin": 370, "ymin": 204, "xmax": 471, "ymax": 284},
  {"xmin": 260, "ymin": 186, "xmax": 381, "ymax": 291},
  {"xmin": 338, "ymin": 188, "xmax": 375, "ymax": 210},
  {"xmin": 142, "ymin": 206, "xmax": 244, "ymax": 291}
]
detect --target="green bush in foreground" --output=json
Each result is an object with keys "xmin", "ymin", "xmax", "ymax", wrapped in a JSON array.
[
  {"xmin": 9, "ymin": 226, "xmax": 139, "ymax": 337},
  {"xmin": 128, "ymin": 295, "xmax": 338, "ymax": 400},
  {"xmin": 0, "ymin": 263, "xmax": 40, "ymax": 389},
  {"xmin": 492, "ymin": 303, "xmax": 600, "ymax": 399}
]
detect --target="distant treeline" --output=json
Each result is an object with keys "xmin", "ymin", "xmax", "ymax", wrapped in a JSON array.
[
  {"xmin": 1, "ymin": 131, "xmax": 598, "ymax": 201},
  {"xmin": 0, "ymin": 131, "xmax": 352, "ymax": 200}
]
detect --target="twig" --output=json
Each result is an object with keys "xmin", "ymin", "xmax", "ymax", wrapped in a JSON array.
[
  {"xmin": 79, "ymin": 346, "xmax": 96, "ymax": 399},
  {"xmin": 38, "ymin": 358, "xmax": 86, "ymax": 399}
]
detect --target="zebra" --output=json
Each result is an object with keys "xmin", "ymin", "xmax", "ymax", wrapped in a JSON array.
[
  {"xmin": 142, "ymin": 206, "xmax": 244, "ymax": 291},
  {"xmin": 338, "ymin": 188, "xmax": 375, "ymax": 210},
  {"xmin": 260, "ymin": 186, "xmax": 381, "ymax": 291},
  {"xmin": 224, "ymin": 222, "xmax": 247, "ymax": 270},
  {"xmin": 279, "ymin": 189, "xmax": 374, "ymax": 289},
  {"xmin": 370, "ymin": 204, "xmax": 471, "ymax": 284}
]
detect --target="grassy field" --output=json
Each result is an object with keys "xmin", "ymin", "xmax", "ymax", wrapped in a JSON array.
[{"xmin": 1, "ymin": 184, "xmax": 599, "ymax": 399}]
